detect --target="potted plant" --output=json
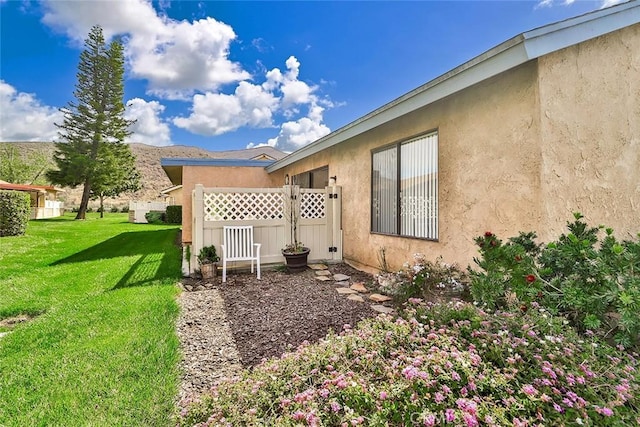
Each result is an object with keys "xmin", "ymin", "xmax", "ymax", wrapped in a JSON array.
[
  {"xmin": 197, "ymin": 244, "xmax": 220, "ymax": 280},
  {"xmin": 281, "ymin": 185, "xmax": 310, "ymax": 272}
]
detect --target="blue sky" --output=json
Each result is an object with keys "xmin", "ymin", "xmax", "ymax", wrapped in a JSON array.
[{"xmin": 0, "ymin": 0, "xmax": 625, "ymax": 152}]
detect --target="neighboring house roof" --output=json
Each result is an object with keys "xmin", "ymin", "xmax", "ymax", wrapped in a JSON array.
[
  {"xmin": 207, "ymin": 146, "xmax": 286, "ymax": 161},
  {"xmin": 161, "ymin": 158, "xmax": 276, "ymax": 185},
  {"xmin": 0, "ymin": 181, "xmax": 64, "ymax": 194},
  {"xmin": 266, "ymin": 1, "xmax": 639, "ymax": 172},
  {"xmin": 160, "ymin": 147, "xmax": 285, "ymax": 185},
  {"xmin": 160, "ymin": 184, "xmax": 183, "ymax": 195}
]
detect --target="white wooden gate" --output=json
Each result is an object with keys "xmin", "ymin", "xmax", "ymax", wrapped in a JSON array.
[{"xmin": 191, "ymin": 185, "xmax": 342, "ymax": 273}]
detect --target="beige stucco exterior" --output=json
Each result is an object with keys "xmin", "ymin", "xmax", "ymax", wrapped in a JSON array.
[
  {"xmin": 537, "ymin": 23, "xmax": 640, "ymax": 241},
  {"xmin": 181, "ymin": 165, "xmax": 280, "ymax": 244},
  {"xmin": 162, "ymin": 186, "xmax": 183, "ymax": 206},
  {"xmin": 273, "ymin": 25, "xmax": 640, "ymax": 272}
]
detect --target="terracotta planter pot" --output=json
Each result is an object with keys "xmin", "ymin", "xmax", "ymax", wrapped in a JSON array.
[
  {"xmin": 282, "ymin": 247, "xmax": 310, "ymax": 273},
  {"xmin": 201, "ymin": 262, "xmax": 218, "ymax": 280}
]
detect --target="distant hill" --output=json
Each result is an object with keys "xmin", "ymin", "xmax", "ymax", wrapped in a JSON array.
[{"xmin": 1, "ymin": 142, "xmax": 286, "ymax": 209}]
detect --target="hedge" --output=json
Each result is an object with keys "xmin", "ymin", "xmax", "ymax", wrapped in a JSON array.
[
  {"xmin": 166, "ymin": 205, "xmax": 182, "ymax": 224},
  {"xmin": 0, "ymin": 190, "xmax": 31, "ymax": 237}
]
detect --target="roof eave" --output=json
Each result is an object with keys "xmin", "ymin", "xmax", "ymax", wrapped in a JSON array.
[{"xmin": 266, "ymin": 1, "xmax": 639, "ymax": 173}]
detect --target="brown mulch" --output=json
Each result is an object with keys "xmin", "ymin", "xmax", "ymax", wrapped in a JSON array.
[{"xmin": 182, "ymin": 263, "xmax": 379, "ymax": 368}]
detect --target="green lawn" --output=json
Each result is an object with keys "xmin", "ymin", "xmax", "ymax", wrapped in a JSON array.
[{"xmin": 0, "ymin": 213, "xmax": 182, "ymax": 426}]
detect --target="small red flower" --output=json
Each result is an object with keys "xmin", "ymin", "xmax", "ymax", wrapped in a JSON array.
[
  {"xmin": 526, "ymin": 274, "xmax": 536, "ymax": 283},
  {"xmin": 490, "ymin": 240, "xmax": 497, "ymax": 247},
  {"xmin": 520, "ymin": 304, "xmax": 528, "ymax": 313},
  {"xmin": 484, "ymin": 231, "xmax": 493, "ymax": 237},
  {"xmin": 515, "ymin": 255, "xmax": 522, "ymax": 262}
]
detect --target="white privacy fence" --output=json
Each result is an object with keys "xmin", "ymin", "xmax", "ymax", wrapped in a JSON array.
[
  {"xmin": 31, "ymin": 200, "xmax": 64, "ymax": 219},
  {"xmin": 191, "ymin": 184, "xmax": 342, "ymax": 273}
]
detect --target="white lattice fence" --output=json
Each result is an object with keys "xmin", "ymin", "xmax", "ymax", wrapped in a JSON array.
[
  {"xmin": 204, "ymin": 191, "xmax": 284, "ymax": 221},
  {"xmin": 191, "ymin": 185, "xmax": 342, "ymax": 274},
  {"xmin": 300, "ymin": 191, "xmax": 325, "ymax": 219}
]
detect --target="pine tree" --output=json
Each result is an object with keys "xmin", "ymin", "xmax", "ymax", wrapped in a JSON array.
[
  {"xmin": 47, "ymin": 25, "xmax": 138, "ymax": 219},
  {"xmin": 91, "ymin": 143, "xmax": 140, "ymax": 218}
]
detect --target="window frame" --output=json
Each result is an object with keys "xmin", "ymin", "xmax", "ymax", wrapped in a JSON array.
[{"xmin": 370, "ymin": 130, "xmax": 439, "ymax": 241}]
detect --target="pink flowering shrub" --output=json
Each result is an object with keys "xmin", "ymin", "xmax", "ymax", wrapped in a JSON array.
[{"xmin": 177, "ymin": 301, "xmax": 639, "ymax": 426}]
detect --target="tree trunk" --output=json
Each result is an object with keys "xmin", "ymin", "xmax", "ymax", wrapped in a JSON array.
[
  {"xmin": 76, "ymin": 180, "xmax": 92, "ymax": 220},
  {"xmin": 99, "ymin": 194, "xmax": 104, "ymax": 218}
]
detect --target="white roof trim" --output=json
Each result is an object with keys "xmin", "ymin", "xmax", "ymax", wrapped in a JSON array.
[{"xmin": 267, "ymin": 1, "xmax": 639, "ymax": 173}]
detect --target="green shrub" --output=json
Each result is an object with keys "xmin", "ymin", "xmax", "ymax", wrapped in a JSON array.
[
  {"xmin": 166, "ymin": 205, "xmax": 182, "ymax": 224},
  {"xmin": 197, "ymin": 245, "xmax": 219, "ymax": 264},
  {"xmin": 121, "ymin": 206, "xmax": 129, "ymax": 213},
  {"xmin": 145, "ymin": 211, "xmax": 166, "ymax": 224},
  {"xmin": 0, "ymin": 190, "xmax": 30, "ymax": 236},
  {"xmin": 470, "ymin": 213, "xmax": 640, "ymax": 349},
  {"xmin": 376, "ymin": 254, "xmax": 467, "ymax": 303},
  {"xmin": 110, "ymin": 206, "xmax": 119, "ymax": 213}
]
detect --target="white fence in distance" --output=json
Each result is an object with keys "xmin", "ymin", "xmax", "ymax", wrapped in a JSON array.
[
  {"xmin": 31, "ymin": 200, "xmax": 64, "ymax": 219},
  {"xmin": 128, "ymin": 201, "xmax": 169, "ymax": 223}
]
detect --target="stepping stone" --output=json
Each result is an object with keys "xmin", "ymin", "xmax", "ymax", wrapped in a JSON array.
[
  {"xmin": 371, "ymin": 304, "xmax": 395, "ymax": 314},
  {"xmin": 369, "ymin": 293, "xmax": 393, "ymax": 303},
  {"xmin": 315, "ymin": 270, "xmax": 332, "ymax": 276},
  {"xmin": 333, "ymin": 274, "xmax": 350, "ymax": 282},
  {"xmin": 316, "ymin": 276, "xmax": 331, "ymax": 281},
  {"xmin": 336, "ymin": 287, "xmax": 358, "ymax": 295},
  {"xmin": 335, "ymin": 280, "xmax": 349, "ymax": 287},
  {"xmin": 350, "ymin": 282, "xmax": 368, "ymax": 293},
  {"xmin": 347, "ymin": 295, "xmax": 365, "ymax": 302},
  {"xmin": 308, "ymin": 263, "xmax": 329, "ymax": 270}
]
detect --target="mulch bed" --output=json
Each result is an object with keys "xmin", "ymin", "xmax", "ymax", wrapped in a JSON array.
[{"xmin": 182, "ymin": 263, "xmax": 379, "ymax": 368}]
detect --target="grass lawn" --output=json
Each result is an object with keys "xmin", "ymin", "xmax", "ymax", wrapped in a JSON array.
[{"xmin": 0, "ymin": 213, "xmax": 182, "ymax": 426}]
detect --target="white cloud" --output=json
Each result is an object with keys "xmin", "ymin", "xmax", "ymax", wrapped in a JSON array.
[
  {"xmin": 40, "ymin": 0, "xmax": 249, "ymax": 99},
  {"xmin": 535, "ymin": 0, "xmax": 625, "ymax": 8},
  {"xmin": 174, "ymin": 55, "xmax": 333, "ymax": 150},
  {"xmin": 124, "ymin": 98, "xmax": 172, "ymax": 146},
  {"xmin": 0, "ymin": 80, "xmax": 61, "ymax": 141},
  {"xmin": 265, "ymin": 105, "xmax": 331, "ymax": 152},
  {"xmin": 39, "ymin": 2, "xmax": 335, "ymax": 150},
  {"xmin": 173, "ymin": 80, "xmax": 279, "ymax": 135}
]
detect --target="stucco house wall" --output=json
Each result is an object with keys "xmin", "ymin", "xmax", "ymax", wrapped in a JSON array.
[
  {"xmin": 278, "ymin": 61, "xmax": 544, "ymax": 271},
  {"xmin": 537, "ymin": 23, "xmax": 640, "ymax": 241},
  {"xmin": 272, "ymin": 23, "xmax": 639, "ymax": 272},
  {"xmin": 181, "ymin": 165, "xmax": 280, "ymax": 244},
  {"xmin": 162, "ymin": 186, "xmax": 183, "ymax": 206}
]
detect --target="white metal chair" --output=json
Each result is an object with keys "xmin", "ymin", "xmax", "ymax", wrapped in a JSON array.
[{"xmin": 220, "ymin": 225, "xmax": 261, "ymax": 283}]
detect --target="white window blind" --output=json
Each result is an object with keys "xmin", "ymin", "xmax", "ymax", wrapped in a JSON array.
[{"xmin": 371, "ymin": 131, "xmax": 438, "ymax": 240}]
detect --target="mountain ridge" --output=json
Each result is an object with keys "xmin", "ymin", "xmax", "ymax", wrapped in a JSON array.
[{"xmin": 1, "ymin": 142, "xmax": 285, "ymax": 209}]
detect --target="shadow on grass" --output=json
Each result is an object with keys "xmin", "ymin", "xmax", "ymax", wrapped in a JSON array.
[{"xmin": 51, "ymin": 229, "xmax": 180, "ymax": 290}]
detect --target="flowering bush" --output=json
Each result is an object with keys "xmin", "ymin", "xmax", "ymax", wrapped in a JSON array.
[
  {"xmin": 469, "ymin": 213, "xmax": 640, "ymax": 348},
  {"xmin": 376, "ymin": 254, "xmax": 467, "ymax": 303},
  {"xmin": 468, "ymin": 231, "xmax": 542, "ymax": 310},
  {"xmin": 177, "ymin": 301, "xmax": 639, "ymax": 426}
]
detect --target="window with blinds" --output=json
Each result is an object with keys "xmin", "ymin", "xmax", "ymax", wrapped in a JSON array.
[{"xmin": 371, "ymin": 132, "xmax": 438, "ymax": 240}]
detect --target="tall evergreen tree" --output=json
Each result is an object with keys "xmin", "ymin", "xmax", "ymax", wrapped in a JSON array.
[
  {"xmin": 47, "ymin": 25, "xmax": 138, "ymax": 219},
  {"xmin": 91, "ymin": 143, "xmax": 140, "ymax": 218}
]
